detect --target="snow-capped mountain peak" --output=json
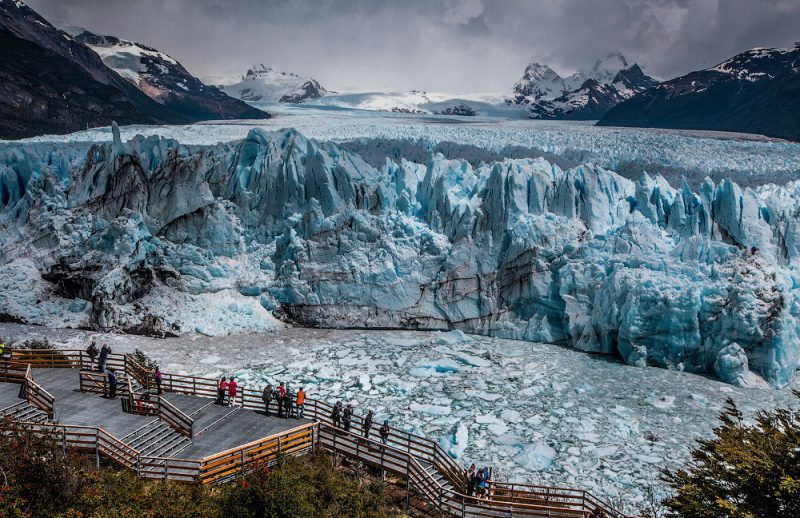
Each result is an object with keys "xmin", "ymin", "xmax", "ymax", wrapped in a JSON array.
[
  {"xmin": 217, "ymin": 65, "xmax": 328, "ymax": 104},
  {"xmin": 510, "ymin": 62, "xmax": 565, "ymax": 104},
  {"xmin": 590, "ymin": 51, "xmax": 630, "ymax": 79},
  {"xmin": 243, "ymin": 64, "xmax": 301, "ymax": 81},
  {"xmin": 508, "ymin": 52, "xmax": 656, "ymax": 120},
  {"xmin": 708, "ymin": 45, "xmax": 800, "ymax": 81}
]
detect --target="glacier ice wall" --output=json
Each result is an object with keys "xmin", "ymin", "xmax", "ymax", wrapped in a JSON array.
[{"xmin": 1, "ymin": 127, "xmax": 799, "ymax": 387}]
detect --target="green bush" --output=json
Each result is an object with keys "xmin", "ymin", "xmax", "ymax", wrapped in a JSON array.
[
  {"xmin": 663, "ymin": 391, "xmax": 800, "ymax": 518},
  {"xmin": 217, "ymin": 451, "xmax": 396, "ymax": 518}
]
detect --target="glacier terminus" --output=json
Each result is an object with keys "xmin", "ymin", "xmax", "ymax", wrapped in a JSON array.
[{"xmin": 1, "ymin": 123, "xmax": 799, "ymax": 389}]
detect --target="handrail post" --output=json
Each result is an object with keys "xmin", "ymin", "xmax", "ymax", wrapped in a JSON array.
[
  {"xmin": 405, "ymin": 451, "xmax": 411, "ymax": 509},
  {"xmin": 95, "ymin": 429, "xmax": 100, "ymax": 468},
  {"xmin": 380, "ymin": 439, "xmax": 386, "ymax": 482},
  {"xmin": 355, "ymin": 435, "xmax": 361, "ymax": 479}
]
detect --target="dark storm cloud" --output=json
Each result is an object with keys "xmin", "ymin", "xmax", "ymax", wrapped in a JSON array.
[{"xmin": 25, "ymin": 0, "xmax": 800, "ymax": 92}]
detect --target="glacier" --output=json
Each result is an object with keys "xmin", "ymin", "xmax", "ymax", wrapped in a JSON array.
[{"xmin": 1, "ymin": 124, "xmax": 800, "ymax": 388}]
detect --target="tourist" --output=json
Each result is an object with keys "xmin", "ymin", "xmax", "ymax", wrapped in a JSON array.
[
  {"xmin": 277, "ymin": 382, "xmax": 286, "ymax": 417},
  {"xmin": 97, "ymin": 343, "xmax": 111, "ymax": 373},
  {"xmin": 465, "ymin": 463, "xmax": 476, "ymax": 496},
  {"xmin": 262, "ymin": 384, "xmax": 273, "ymax": 416},
  {"xmin": 216, "ymin": 376, "xmax": 228, "ymax": 405},
  {"xmin": 154, "ymin": 366, "xmax": 163, "ymax": 395},
  {"xmin": 106, "ymin": 368, "xmax": 117, "ymax": 399},
  {"xmin": 343, "ymin": 404, "xmax": 353, "ymax": 432},
  {"xmin": 363, "ymin": 409, "xmax": 373, "ymax": 438},
  {"xmin": 0, "ymin": 338, "xmax": 5, "ymax": 360},
  {"xmin": 227, "ymin": 376, "xmax": 238, "ymax": 406},
  {"xmin": 476, "ymin": 468, "xmax": 486, "ymax": 499},
  {"xmin": 296, "ymin": 387, "xmax": 305, "ymax": 419},
  {"xmin": 331, "ymin": 401, "xmax": 342, "ymax": 428},
  {"xmin": 379, "ymin": 420, "xmax": 390, "ymax": 445},
  {"xmin": 86, "ymin": 340, "xmax": 98, "ymax": 370},
  {"xmin": 285, "ymin": 386, "xmax": 294, "ymax": 418}
]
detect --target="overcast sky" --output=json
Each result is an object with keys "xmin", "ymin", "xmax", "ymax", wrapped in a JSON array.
[{"xmin": 26, "ymin": 0, "xmax": 800, "ymax": 93}]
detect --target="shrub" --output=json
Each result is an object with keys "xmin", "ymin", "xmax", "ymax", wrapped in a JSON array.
[
  {"xmin": 130, "ymin": 348, "xmax": 157, "ymax": 369},
  {"xmin": 663, "ymin": 391, "xmax": 800, "ymax": 518},
  {"xmin": 216, "ymin": 451, "xmax": 397, "ymax": 518}
]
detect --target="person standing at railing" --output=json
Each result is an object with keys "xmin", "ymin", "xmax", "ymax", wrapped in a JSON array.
[
  {"xmin": 106, "ymin": 368, "xmax": 118, "ymax": 399},
  {"xmin": 227, "ymin": 376, "xmax": 238, "ymax": 407},
  {"xmin": 379, "ymin": 420, "xmax": 390, "ymax": 445},
  {"xmin": 97, "ymin": 343, "xmax": 111, "ymax": 373},
  {"xmin": 284, "ymin": 386, "xmax": 294, "ymax": 418},
  {"xmin": 295, "ymin": 387, "xmax": 305, "ymax": 419},
  {"xmin": 331, "ymin": 401, "xmax": 342, "ymax": 428},
  {"xmin": 154, "ymin": 366, "xmax": 163, "ymax": 395},
  {"xmin": 277, "ymin": 382, "xmax": 286, "ymax": 417},
  {"xmin": 216, "ymin": 376, "xmax": 228, "ymax": 405},
  {"xmin": 465, "ymin": 463, "xmax": 477, "ymax": 496},
  {"xmin": 343, "ymin": 404, "xmax": 353, "ymax": 432},
  {"xmin": 0, "ymin": 338, "xmax": 5, "ymax": 360},
  {"xmin": 262, "ymin": 384, "xmax": 274, "ymax": 416},
  {"xmin": 86, "ymin": 340, "xmax": 98, "ymax": 371},
  {"xmin": 363, "ymin": 409, "xmax": 373, "ymax": 438}
]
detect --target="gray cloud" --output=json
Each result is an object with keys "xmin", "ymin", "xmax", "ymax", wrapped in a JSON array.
[{"xmin": 25, "ymin": 0, "xmax": 800, "ymax": 92}]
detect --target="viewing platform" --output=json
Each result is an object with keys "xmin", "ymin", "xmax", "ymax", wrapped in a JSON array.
[{"xmin": 0, "ymin": 348, "xmax": 627, "ymax": 517}]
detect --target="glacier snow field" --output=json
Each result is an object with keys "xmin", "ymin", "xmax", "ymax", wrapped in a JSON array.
[
  {"xmin": 2, "ymin": 323, "xmax": 797, "ymax": 505},
  {"xmin": 7, "ymin": 104, "xmax": 799, "ymax": 188}
]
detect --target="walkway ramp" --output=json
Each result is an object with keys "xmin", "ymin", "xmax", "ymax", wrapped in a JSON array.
[{"xmin": 1, "ymin": 349, "xmax": 627, "ymax": 517}]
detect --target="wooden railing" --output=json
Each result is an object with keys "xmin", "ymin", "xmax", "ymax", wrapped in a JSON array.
[
  {"xmin": 198, "ymin": 422, "xmax": 317, "ymax": 483},
  {"xmin": 9, "ymin": 348, "xmax": 127, "ymax": 372},
  {"xmin": 122, "ymin": 361, "xmax": 625, "ymax": 517},
  {"xmin": 6, "ymin": 350, "xmax": 626, "ymax": 515},
  {"xmin": 23, "ymin": 365, "xmax": 55, "ymax": 420},
  {"xmin": 129, "ymin": 395, "xmax": 194, "ymax": 438},
  {"xmin": 0, "ymin": 361, "xmax": 30, "ymax": 383}
]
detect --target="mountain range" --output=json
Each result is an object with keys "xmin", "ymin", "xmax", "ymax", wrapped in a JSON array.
[
  {"xmin": 598, "ymin": 44, "xmax": 800, "ymax": 141},
  {"xmin": 211, "ymin": 64, "xmax": 330, "ymax": 104},
  {"xmin": 0, "ymin": 0, "xmax": 267, "ymax": 139},
  {"xmin": 506, "ymin": 53, "xmax": 658, "ymax": 120}
]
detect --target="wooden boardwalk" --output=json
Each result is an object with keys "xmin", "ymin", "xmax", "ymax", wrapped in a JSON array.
[{"xmin": 0, "ymin": 349, "xmax": 628, "ymax": 517}]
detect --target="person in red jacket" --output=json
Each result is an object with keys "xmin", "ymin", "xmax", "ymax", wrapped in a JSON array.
[
  {"xmin": 217, "ymin": 377, "xmax": 228, "ymax": 405},
  {"xmin": 277, "ymin": 382, "xmax": 286, "ymax": 417},
  {"xmin": 227, "ymin": 376, "xmax": 238, "ymax": 406}
]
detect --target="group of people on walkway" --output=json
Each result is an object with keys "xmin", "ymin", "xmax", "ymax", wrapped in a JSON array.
[
  {"xmin": 465, "ymin": 464, "xmax": 492, "ymax": 499},
  {"xmin": 330, "ymin": 402, "xmax": 391, "ymax": 444},
  {"xmin": 86, "ymin": 340, "xmax": 112, "ymax": 373},
  {"xmin": 260, "ymin": 382, "xmax": 306, "ymax": 419},
  {"xmin": 216, "ymin": 376, "xmax": 239, "ymax": 406}
]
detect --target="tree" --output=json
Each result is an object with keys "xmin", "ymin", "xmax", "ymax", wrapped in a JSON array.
[{"xmin": 663, "ymin": 390, "xmax": 800, "ymax": 517}]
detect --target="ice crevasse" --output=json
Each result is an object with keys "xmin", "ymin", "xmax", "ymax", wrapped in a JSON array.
[{"xmin": 0, "ymin": 126, "xmax": 798, "ymax": 388}]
